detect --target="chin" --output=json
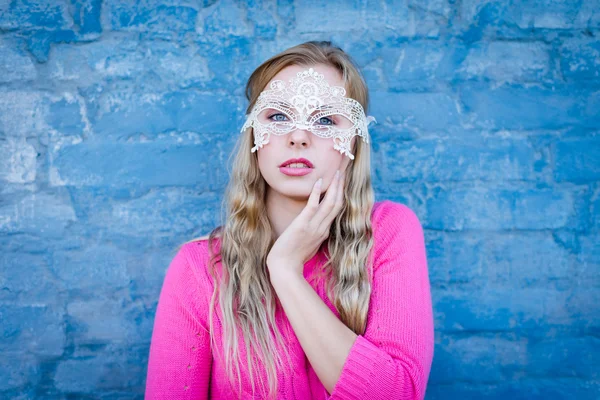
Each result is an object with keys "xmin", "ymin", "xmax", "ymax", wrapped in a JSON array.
[
  {"xmin": 287, "ymin": 191, "xmax": 312, "ymax": 201},
  {"xmin": 276, "ymin": 187, "xmax": 311, "ymax": 201}
]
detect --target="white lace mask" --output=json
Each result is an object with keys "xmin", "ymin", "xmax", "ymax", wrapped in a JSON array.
[{"xmin": 241, "ymin": 67, "xmax": 376, "ymax": 160}]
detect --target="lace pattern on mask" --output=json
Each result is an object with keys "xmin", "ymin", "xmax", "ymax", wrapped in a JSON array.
[{"xmin": 241, "ymin": 68, "xmax": 376, "ymax": 160}]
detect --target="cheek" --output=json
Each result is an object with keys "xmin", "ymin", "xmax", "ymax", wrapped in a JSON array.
[
  {"xmin": 256, "ymin": 144, "xmax": 283, "ymax": 178},
  {"xmin": 256, "ymin": 149, "xmax": 273, "ymax": 171}
]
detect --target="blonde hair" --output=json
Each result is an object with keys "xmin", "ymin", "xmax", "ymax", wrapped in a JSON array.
[{"xmin": 177, "ymin": 40, "xmax": 375, "ymax": 399}]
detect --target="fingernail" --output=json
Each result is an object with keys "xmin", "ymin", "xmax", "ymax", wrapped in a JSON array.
[
  {"xmin": 335, "ymin": 170, "xmax": 340, "ymax": 178},
  {"xmin": 316, "ymin": 178, "xmax": 323, "ymax": 187}
]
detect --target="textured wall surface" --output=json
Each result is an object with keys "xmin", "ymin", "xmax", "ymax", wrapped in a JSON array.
[{"xmin": 1, "ymin": 0, "xmax": 599, "ymax": 398}]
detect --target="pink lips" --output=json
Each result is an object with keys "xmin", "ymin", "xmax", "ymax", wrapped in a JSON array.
[
  {"xmin": 279, "ymin": 166, "xmax": 313, "ymax": 176},
  {"xmin": 279, "ymin": 157, "xmax": 314, "ymax": 176}
]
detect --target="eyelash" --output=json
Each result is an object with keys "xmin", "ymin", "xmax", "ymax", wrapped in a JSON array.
[{"xmin": 267, "ymin": 113, "xmax": 335, "ymax": 126}]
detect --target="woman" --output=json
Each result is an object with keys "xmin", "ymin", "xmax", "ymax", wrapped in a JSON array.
[{"xmin": 145, "ymin": 41, "xmax": 434, "ymax": 400}]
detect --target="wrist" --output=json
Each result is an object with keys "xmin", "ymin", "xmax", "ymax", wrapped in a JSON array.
[{"xmin": 267, "ymin": 261, "xmax": 304, "ymax": 287}]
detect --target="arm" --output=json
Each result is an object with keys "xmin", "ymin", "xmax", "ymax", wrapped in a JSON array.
[
  {"xmin": 329, "ymin": 203, "xmax": 434, "ymax": 399},
  {"xmin": 271, "ymin": 202, "xmax": 434, "ymax": 399},
  {"xmin": 269, "ymin": 269, "xmax": 358, "ymax": 394},
  {"xmin": 145, "ymin": 245, "xmax": 212, "ymax": 399}
]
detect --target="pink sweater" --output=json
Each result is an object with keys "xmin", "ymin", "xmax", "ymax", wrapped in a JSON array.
[{"xmin": 145, "ymin": 200, "xmax": 434, "ymax": 399}]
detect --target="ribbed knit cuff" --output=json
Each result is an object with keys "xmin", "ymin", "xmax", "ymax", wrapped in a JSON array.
[{"xmin": 330, "ymin": 335, "xmax": 382, "ymax": 399}]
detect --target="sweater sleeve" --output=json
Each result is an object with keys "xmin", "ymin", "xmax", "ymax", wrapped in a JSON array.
[
  {"xmin": 329, "ymin": 201, "xmax": 434, "ymax": 400},
  {"xmin": 145, "ymin": 243, "xmax": 212, "ymax": 399}
]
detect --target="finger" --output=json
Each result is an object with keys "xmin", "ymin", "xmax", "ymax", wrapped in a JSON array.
[
  {"xmin": 313, "ymin": 170, "xmax": 340, "ymax": 223},
  {"xmin": 322, "ymin": 170, "xmax": 346, "ymax": 227},
  {"xmin": 303, "ymin": 177, "xmax": 323, "ymax": 218},
  {"xmin": 335, "ymin": 170, "xmax": 345, "ymax": 204}
]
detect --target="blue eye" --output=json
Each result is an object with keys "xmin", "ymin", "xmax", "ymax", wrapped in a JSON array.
[
  {"xmin": 269, "ymin": 113, "xmax": 288, "ymax": 122},
  {"xmin": 318, "ymin": 117, "xmax": 334, "ymax": 125}
]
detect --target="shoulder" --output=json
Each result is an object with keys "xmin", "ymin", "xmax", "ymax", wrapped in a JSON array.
[
  {"xmin": 372, "ymin": 200, "xmax": 423, "ymax": 232},
  {"xmin": 170, "ymin": 236, "xmax": 222, "ymax": 291},
  {"xmin": 178, "ymin": 232, "xmax": 222, "ymax": 261},
  {"xmin": 369, "ymin": 200, "xmax": 428, "ymax": 275}
]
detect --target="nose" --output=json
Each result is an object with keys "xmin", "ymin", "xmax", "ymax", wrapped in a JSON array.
[{"xmin": 288, "ymin": 127, "xmax": 311, "ymax": 149}]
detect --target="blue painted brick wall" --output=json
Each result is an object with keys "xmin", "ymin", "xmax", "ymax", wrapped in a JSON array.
[{"xmin": 0, "ymin": 0, "xmax": 599, "ymax": 398}]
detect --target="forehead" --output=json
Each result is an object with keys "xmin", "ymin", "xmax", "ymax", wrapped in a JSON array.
[{"xmin": 266, "ymin": 63, "xmax": 346, "ymax": 94}]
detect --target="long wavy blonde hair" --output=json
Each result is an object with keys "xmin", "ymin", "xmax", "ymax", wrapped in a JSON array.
[{"xmin": 178, "ymin": 41, "xmax": 375, "ymax": 399}]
